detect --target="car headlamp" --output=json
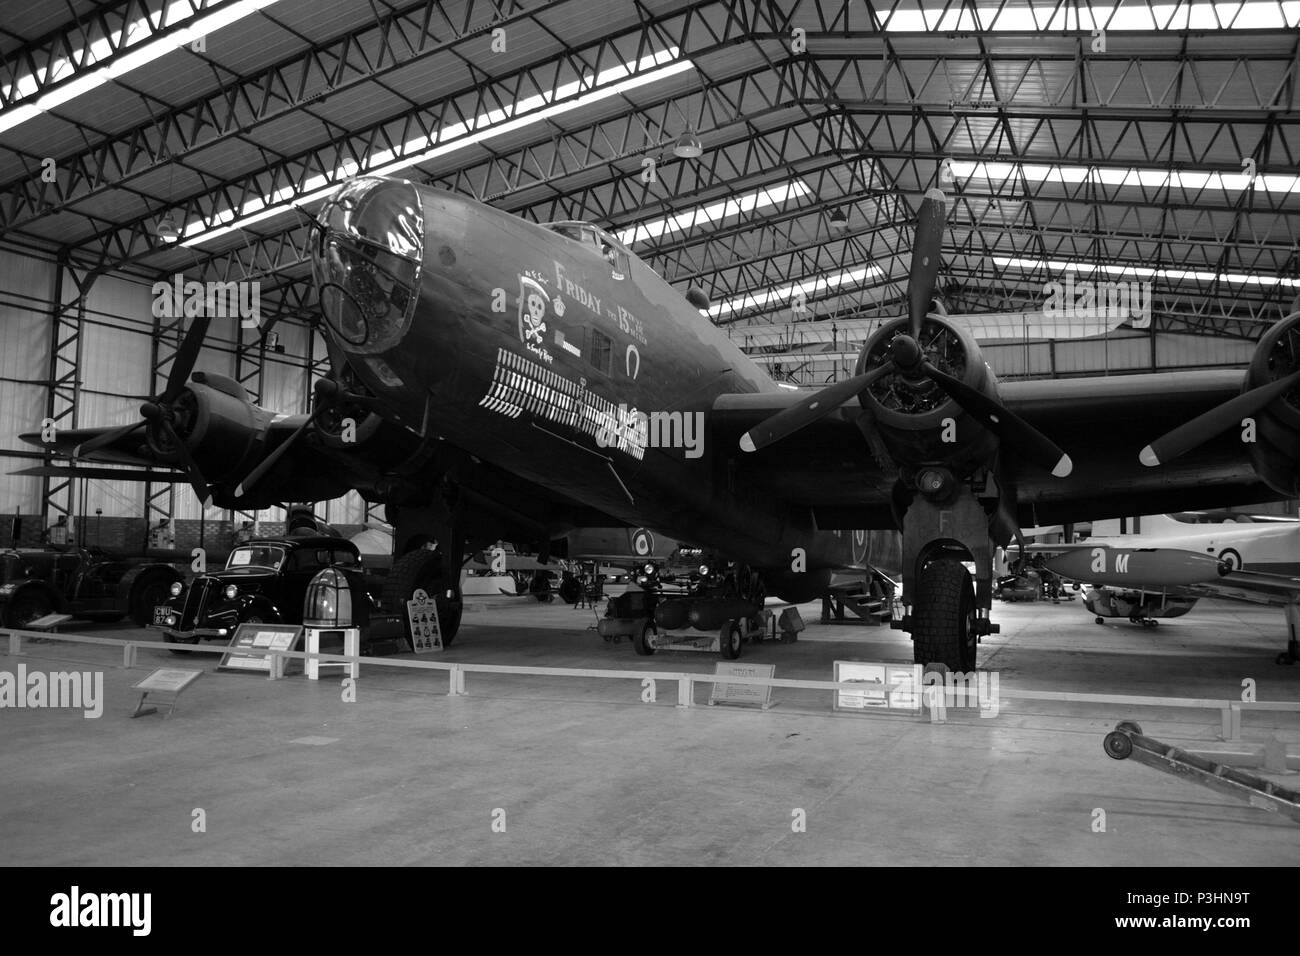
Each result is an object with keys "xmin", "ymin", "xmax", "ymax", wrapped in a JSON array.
[
  {"xmin": 169, "ymin": 582, "xmax": 183, "ymax": 596},
  {"xmin": 224, "ymin": 584, "xmax": 239, "ymax": 600}
]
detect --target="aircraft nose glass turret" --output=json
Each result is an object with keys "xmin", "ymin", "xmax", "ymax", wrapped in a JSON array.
[{"xmin": 311, "ymin": 178, "xmax": 423, "ymax": 355}]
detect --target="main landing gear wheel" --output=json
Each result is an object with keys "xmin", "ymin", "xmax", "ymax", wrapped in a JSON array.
[
  {"xmin": 384, "ymin": 549, "xmax": 464, "ymax": 649},
  {"xmin": 912, "ymin": 560, "xmax": 977, "ymax": 672},
  {"xmin": 633, "ymin": 620, "xmax": 656, "ymax": 656},
  {"xmin": 720, "ymin": 620, "xmax": 743, "ymax": 660}
]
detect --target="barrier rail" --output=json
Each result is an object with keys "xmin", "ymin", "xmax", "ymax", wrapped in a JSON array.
[{"xmin": 4, "ymin": 628, "xmax": 1300, "ymax": 737}]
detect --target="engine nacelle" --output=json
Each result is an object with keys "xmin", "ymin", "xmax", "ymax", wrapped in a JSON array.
[
  {"xmin": 147, "ymin": 381, "xmax": 270, "ymax": 482},
  {"xmin": 1244, "ymin": 314, "xmax": 1300, "ymax": 496},
  {"xmin": 855, "ymin": 317, "xmax": 999, "ymax": 481}
]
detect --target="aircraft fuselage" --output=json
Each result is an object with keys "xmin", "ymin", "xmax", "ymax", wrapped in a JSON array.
[{"xmin": 310, "ymin": 176, "xmax": 864, "ymax": 587}]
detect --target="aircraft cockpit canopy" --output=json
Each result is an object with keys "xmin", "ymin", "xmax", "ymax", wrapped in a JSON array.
[
  {"xmin": 542, "ymin": 220, "xmax": 630, "ymax": 280},
  {"xmin": 313, "ymin": 177, "xmax": 424, "ymax": 354}
]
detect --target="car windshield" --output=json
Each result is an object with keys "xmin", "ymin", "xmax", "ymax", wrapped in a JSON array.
[{"xmin": 226, "ymin": 546, "xmax": 286, "ymax": 571}]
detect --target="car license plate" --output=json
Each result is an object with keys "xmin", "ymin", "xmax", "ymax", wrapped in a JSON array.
[{"xmin": 152, "ymin": 605, "xmax": 172, "ymax": 626}]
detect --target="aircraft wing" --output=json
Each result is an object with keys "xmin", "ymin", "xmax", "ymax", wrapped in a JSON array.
[
  {"xmin": 713, "ymin": 368, "xmax": 1281, "ymax": 527},
  {"xmin": 17, "ymin": 415, "xmax": 308, "ymax": 471},
  {"xmin": 1180, "ymin": 570, "xmax": 1300, "ymax": 608},
  {"xmin": 17, "ymin": 425, "xmax": 167, "ymax": 467}
]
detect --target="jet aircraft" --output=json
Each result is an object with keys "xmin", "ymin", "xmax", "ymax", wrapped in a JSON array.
[
  {"xmin": 1032, "ymin": 514, "xmax": 1300, "ymax": 660},
  {"xmin": 21, "ymin": 176, "xmax": 1300, "ymax": 669}
]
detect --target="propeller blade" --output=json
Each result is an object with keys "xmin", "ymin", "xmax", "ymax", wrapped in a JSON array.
[
  {"xmin": 73, "ymin": 420, "xmax": 145, "ymax": 457},
  {"xmin": 740, "ymin": 363, "xmax": 895, "ymax": 453},
  {"xmin": 1140, "ymin": 369, "xmax": 1300, "ymax": 467},
  {"xmin": 160, "ymin": 420, "xmax": 211, "ymax": 506},
  {"xmin": 235, "ymin": 416, "xmax": 313, "ymax": 498},
  {"xmin": 160, "ymin": 315, "xmax": 213, "ymax": 403},
  {"xmin": 907, "ymin": 189, "xmax": 947, "ymax": 339},
  {"xmin": 922, "ymin": 362, "xmax": 1073, "ymax": 478}
]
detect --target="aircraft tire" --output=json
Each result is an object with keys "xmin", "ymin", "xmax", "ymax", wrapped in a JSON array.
[
  {"xmin": 633, "ymin": 620, "xmax": 656, "ymax": 656},
  {"xmin": 384, "ymin": 549, "xmax": 463, "ymax": 648},
  {"xmin": 1095, "ymin": 616, "xmax": 1105, "ymax": 625},
  {"xmin": 912, "ymin": 560, "xmax": 976, "ymax": 672},
  {"xmin": 720, "ymin": 620, "xmax": 743, "ymax": 660}
]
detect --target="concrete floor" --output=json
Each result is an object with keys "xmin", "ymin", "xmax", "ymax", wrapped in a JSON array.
[{"xmin": 2, "ymin": 593, "xmax": 1298, "ymax": 865}]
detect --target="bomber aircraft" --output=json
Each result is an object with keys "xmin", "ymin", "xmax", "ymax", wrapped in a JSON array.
[{"xmin": 20, "ymin": 176, "xmax": 1300, "ymax": 669}]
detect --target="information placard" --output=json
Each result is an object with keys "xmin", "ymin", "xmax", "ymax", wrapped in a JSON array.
[
  {"xmin": 833, "ymin": 661, "xmax": 922, "ymax": 714},
  {"xmin": 130, "ymin": 667, "xmax": 203, "ymax": 718},
  {"xmin": 709, "ymin": 662, "xmax": 775, "ymax": 710},
  {"xmin": 132, "ymin": 668, "xmax": 203, "ymax": 694},
  {"xmin": 219, "ymin": 623, "xmax": 303, "ymax": 673},
  {"xmin": 407, "ymin": 589, "xmax": 443, "ymax": 653}
]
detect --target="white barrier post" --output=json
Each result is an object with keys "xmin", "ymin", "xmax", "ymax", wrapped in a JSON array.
[
  {"xmin": 7, "ymin": 631, "xmax": 18, "ymax": 656},
  {"xmin": 448, "ymin": 664, "xmax": 466, "ymax": 696},
  {"xmin": 925, "ymin": 678, "xmax": 947, "ymax": 724},
  {"xmin": 677, "ymin": 676, "xmax": 693, "ymax": 707},
  {"xmin": 123, "ymin": 643, "xmax": 137, "ymax": 668}
]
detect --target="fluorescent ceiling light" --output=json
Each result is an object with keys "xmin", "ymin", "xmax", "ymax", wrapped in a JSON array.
[
  {"xmin": 881, "ymin": 2, "xmax": 1298, "ymax": 32},
  {"xmin": 0, "ymin": 0, "xmax": 281, "ymax": 136},
  {"xmin": 708, "ymin": 264, "xmax": 882, "ymax": 319},
  {"xmin": 992, "ymin": 255, "xmax": 1300, "ymax": 289},
  {"xmin": 183, "ymin": 48, "xmax": 694, "ymax": 247},
  {"xmin": 951, "ymin": 160, "xmax": 1300, "ymax": 196},
  {"xmin": 615, "ymin": 180, "xmax": 812, "ymax": 246}
]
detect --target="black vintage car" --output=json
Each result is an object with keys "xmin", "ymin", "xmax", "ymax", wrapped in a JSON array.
[
  {"xmin": 0, "ymin": 547, "xmax": 183, "ymax": 628},
  {"xmin": 153, "ymin": 536, "xmax": 372, "ymax": 651}
]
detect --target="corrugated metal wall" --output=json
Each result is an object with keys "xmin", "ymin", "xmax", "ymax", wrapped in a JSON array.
[{"xmin": 0, "ymin": 249, "xmax": 54, "ymax": 519}]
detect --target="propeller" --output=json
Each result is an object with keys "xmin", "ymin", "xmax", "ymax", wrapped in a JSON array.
[
  {"xmin": 738, "ymin": 189, "xmax": 1072, "ymax": 477},
  {"xmin": 921, "ymin": 362, "xmax": 1072, "ymax": 478},
  {"xmin": 738, "ymin": 365, "xmax": 895, "ymax": 453},
  {"xmin": 1139, "ymin": 368, "xmax": 1300, "ymax": 467},
  {"xmin": 907, "ymin": 189, "xmax": 947, "ymax": 339},
  {"xmin": 141, "ymin": 401, "xmax": 211, "ymax": 505},
  {"xmin": 73, "ymin": 314, "xmax": 213, "ymax": 460},
  {"xmin": 234, "ymin": 329, "xmax": 384, "ymax": 499},
  {"xmin": 234, "ymin": 409, "xmax": 315, "ymax": 499}
]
